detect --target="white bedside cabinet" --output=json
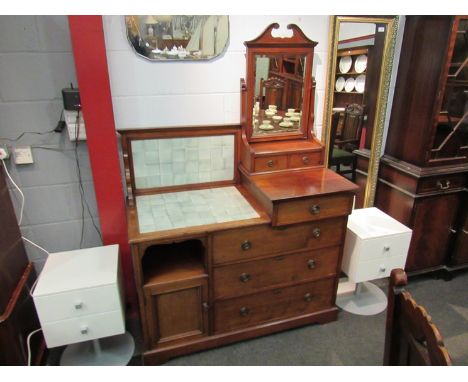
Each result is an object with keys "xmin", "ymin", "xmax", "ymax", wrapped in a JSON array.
[
  {"xmin": 33, "ymin": 245, "xmax": 134, "ymax": 365},
  {"xmin": 337, "ymin": 207, "xmax": 412, "ymax": 315}
]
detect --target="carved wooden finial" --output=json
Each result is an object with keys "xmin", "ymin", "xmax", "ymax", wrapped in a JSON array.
[{"xmin": 245, "ymin": 23, "xmax": 318, "ymax": 48}]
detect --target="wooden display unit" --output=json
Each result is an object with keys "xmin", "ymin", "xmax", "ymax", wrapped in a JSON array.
[
  {"xmin": 375, "ymin": 16, "xmax": 468, "ymax": 274},
  {"xmin": 123, "ymin": 23, "xmax": 358, "ymax": 365}
]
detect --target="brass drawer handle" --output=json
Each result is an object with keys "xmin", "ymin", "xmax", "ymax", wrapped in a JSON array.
[
  {"xmin": 307, "ymin": 259, "xmax": 316, "ymax": 269},
  {"xmin": 302, "ymin": 156, "xmax": 309, "ymax": 164},
  {"xmin": 437, "ymin": 180, "xmax": 451, "ymax": 190},
  {"xmin": 312, "ymin": 228, "xmax": 321, "ymax": 238},
  {"xmin": 267, "ymin": 160, "xmax": 275, "ymax": 167},
  {"xmin": 239, "ymin": 273, "xmax": 251, "ymax": 283},
  {"xmin": 309, "ymin": 204, "xmax": 320, "ymax": 215},
  {"xmin": 239, "ymin": 306, "xmax": 250, "ymax": 316},
  {"xmin": 241, "ymin": 240, "xmax": 252, "ymax": 251},
  {"xmin": 304, "ymin": 293, "xmax": 313, "ymax": 302}
]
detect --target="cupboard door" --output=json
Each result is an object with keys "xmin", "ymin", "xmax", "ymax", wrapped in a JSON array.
[
  {"xmin": 406, "ymin": 194, "xmax": 462, "ymax": 271},
  {"xmin": 144, "ymin": 278, "xmax": 209, "ymax": 347},
  {"xmin": 449, "ymin": 197, "xmax": 468, "ymax": 266}
]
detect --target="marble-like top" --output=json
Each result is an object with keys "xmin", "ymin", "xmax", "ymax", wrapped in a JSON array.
[{"xmin": 136, "ymin": 186, "xmax": 259, "ymax": 234}]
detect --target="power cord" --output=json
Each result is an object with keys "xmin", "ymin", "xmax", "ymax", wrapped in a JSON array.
[{"xmin": 26, "ymin": 328, "xmax": 42, "ymax": 366}]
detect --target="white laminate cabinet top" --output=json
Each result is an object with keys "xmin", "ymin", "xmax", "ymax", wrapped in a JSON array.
[
  {"xmin": 136, "ymin": 186, "xmax": 259, "ymax": 234},
  {"xmin": 347, "ymin": 207, "xmax": 412, "ymax": 240},
  {"xmin": 33, "ymin": 244, "xmax": 119, "ymax": 296}
]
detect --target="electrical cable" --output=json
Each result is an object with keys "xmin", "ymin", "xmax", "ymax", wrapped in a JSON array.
[
  {"xmin": 1, "ymin": 159, "xmax": 25, "ymax": 225},
  {"xmin": 26, "ymin": 328, "xmax": 42, "ymax": 366},
  {"xmin": 0, "ymin": 129, "xmax": 56, "ymax": 143}
]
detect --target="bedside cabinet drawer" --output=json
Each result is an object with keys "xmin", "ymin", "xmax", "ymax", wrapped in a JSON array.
[
  {"xmin": 214, "ymin": 278, "xmax": 335, "ymax": 333},
  {"xmin": 33, "ymin": 284, "xmax": 122, "ymax": 323},
  {"xmin": 255, "ymin": 155, "xmax": 288, "ymax": 172},
  {"xmin": 349, "ymin": 255, "xmax": 408, "ymax": 283},
  {"xmin": 212, "ymin": 218, "xmax": 346, "ymax": 265},
  {"xmin": 41, "ymin": 310, "xmax": 125, "ymax": 348},
  {"xmin": 213, "ymin": 247, "xmax": 340, "ymax": 299},
  {"xmin": 355, "ymin": 233, "xmax": 412, "ymax": 262},
  {"xmin": 275, "ymin": 194, "xmax": 353, "ymax": 226}
]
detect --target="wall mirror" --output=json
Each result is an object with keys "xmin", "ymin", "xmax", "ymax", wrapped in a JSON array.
[
  {"xmin": 125, "ymin": 15, "xmax": 229, "ymax": 61},
  {"xmin": 242, "ymin": 23, "xmax": 317, "ymax": 142},
  {"xmin": 322, "ymin": 16, "xmax": 399, "ymax": 208}
]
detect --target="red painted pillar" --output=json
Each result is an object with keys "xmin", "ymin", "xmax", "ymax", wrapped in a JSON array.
[{"xmin": 68, "ymin": 16, "xmax": 137, "ymax": 315}]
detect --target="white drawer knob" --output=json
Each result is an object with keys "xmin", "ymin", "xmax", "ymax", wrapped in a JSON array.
[
  {"xmin": 383, "ymin": 246, "xmax": 390, "ymax": 252},
  {"xmin": 379, "ymin": 266, "xmax": 386, "ymax": 272},
  {"xmin": 74, "ymin": 302, "xmax": 83, "ymax": 309},
  {"xmin": 80, "ymin": 326, "xmax": 88, "ymax": 335}
]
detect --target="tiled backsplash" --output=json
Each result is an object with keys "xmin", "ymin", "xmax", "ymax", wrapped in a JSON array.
[
  {"xmin": 131, "ymin": 135, "xmax": 235, "ymax": 188},
  {"xmin": 136, "ymin": 186, "xmax": 259, "ymax": 233}
]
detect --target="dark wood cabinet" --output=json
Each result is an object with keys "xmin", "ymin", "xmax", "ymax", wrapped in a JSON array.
[{"xmin": 376, "ymin": 16, "xmax": 468, "ymax": 275}]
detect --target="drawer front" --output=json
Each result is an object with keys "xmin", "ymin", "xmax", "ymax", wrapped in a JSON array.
[
  {"xmin": 34, "ymin": 284, "xmax": 122, "ymax": 323},
  {"xmin": 288, "ymin": 152, "xmax": 321, "ymax": 168},
  {"xmin": 417, "ymin": 174, "xmax": 466, "ymax": 194},
  {"xmin": 214, "ymin": 278, "xmax": 335, "ymax": 333},
  {"xmin": 212, "ymin": 217, "xmax": 346, "ymax": 265},
  {"xmin": 275, "ymin": 194, "xmax": 353, "ymax": 226},
  {"xmin": 255, "ymin": 155, "xmax": 288, "ymax": 172},
  {"xmin": 358, "ymin": 233, "xmax": 412, "ymax": 262},
  {"xmin": 41, "ymin": 310, "xmax": 125, "ymax": 348},
  {"xmin": 351, "ymin": 255, "xmax": 408, "ymax": 283},
  {"xmin": 213, "ymin": 247, "xmax": 340, "ymax": 299}
]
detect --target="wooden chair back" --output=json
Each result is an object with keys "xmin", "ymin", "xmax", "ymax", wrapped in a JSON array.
[
  {"xmin": 259, "ymin": 77, "xmax": 286, "ymax": 110},
  {"xmin": 336, "ymin": 103, "xmax": 364, "ymax": 152},
  {"xmin": 328, "ymin": 112, "xmax": 341, "ymax": 162},
  {"xmin": 383, "ymin": 268, "xmax": 452, "ymax": 366}
]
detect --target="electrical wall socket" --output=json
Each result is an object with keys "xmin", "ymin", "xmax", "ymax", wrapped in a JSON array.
[
  {"xmin": 14, "ymin": 146, "xmax": 34, "ymax": 165},
  {"xmin": 0, "ymin": 145, "xmax": 9, "ymax": 160}
]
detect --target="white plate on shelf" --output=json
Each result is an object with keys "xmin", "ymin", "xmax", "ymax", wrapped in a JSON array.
[
  {"xmin": 355, "ymin": 75, "xmax": 366, "ymax": 93},
  {"xmin": 279, "ymin": 121, "xmax": 293, "ymax": 128},
  {"xmin": 339, "ymin": 56, "xmax": 352, "ymax": 73},
  {"xmin": 290, "ymin": 116, "xmax": 301, "ymax": 122},
  {"xmin": 259, "ymin": 124, "xmax": 274, "ymax": 130},
  {"xmin": 354, "ymin": 55, "xmax": 368, "ymax": 73},
  {"xmin": 335, "ymin": 76, "xmax": 346, "ymax": 92},
  {"xmin": 344, "ymin": 77, "xmax": 356, "ymax": 93}
]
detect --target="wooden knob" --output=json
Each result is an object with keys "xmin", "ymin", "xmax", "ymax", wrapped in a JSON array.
[
  {"xmin": 304, "ymin": 293, "xmax": 313, "ymax": 302},
  {"xmin": 302, "ymin": 156, "xmax": 309, "ymax": 164},
  {"xmin": 267, "ymin": 160, "xmax": 275, "ymax": 167},
  {"xmin": 307, "ymin": 259, "xmax": 316, "ymax": 269},
  {"xmin": 239, "ymin": 273, "xmax": 251, "ymax": 283},
  {"xmin": 239, "ymin": 306, "xmax": 250, "ymax": 316},
  {"xmin": 312, "ymin": 228, "xmax": 321, "ymax": 238},
  {"xmin": 202, "ymin": 302, "xmax": 210, "ymax": 311}
]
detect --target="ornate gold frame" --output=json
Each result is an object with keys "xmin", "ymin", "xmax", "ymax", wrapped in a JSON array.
[{"xmin": 322, "ymin": 16, "xmax": 399, "ymax": 207}]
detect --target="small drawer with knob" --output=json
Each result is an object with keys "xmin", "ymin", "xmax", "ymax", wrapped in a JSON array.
[
  {"xmin": 274, "ymin": 194, "xmax": 354, "ymax": 226},
  {"xmin": 214, "ymin": 278, "xmax": 335, "ymax": 333},
  {"xmin": 212, "ymin": 218, "xmax": 346, "ymax": 265},
  {"xmin": 288, "ymin": 152, "xmax": 322, "ymax": 169},
  {"xmin": 213, "ymin": 247, "xmax": 340, "ymax": 299},
  {"xmin": 255, "ymin": 155, "xmax": 288, "ymax": 172}
]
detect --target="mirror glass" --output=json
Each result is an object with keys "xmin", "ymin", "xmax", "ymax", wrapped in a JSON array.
[
  {"xmin": 324, "ymin": 17, "xmax": 396, "ymax": 208},
  {"xmin": 252, "ymin": 54, "xmax": 306, "ymax": 137},
  {"xmin": 125, "ymin": 15, "xmax": 229, "ymax": 61}
]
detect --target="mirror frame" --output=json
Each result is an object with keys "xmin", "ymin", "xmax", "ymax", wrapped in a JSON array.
[
  {"xmin": 322, "ymin": 16, "xmax": 399, "ymax": 207},
  {"xmin": 244, "ymin": 23, "xmax": 317, "ymax": 142}
]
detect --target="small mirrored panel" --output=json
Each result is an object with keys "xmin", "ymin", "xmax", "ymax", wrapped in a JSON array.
[
  {"xmin": 125, "ymin": 15, "xmax": 229, "ymax": 61},
  {"xmin": 252, "ymin": 54, "xmax": 306, "ymax": 137}
]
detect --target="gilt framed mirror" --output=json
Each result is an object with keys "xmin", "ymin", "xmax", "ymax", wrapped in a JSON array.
[
  {"xmin": 243, "ymin": 23, "xmax": 317, "ymax": 142},
  {"xmin": 322, "ymin": 16, "xmax": 399, "ymax": 208}
]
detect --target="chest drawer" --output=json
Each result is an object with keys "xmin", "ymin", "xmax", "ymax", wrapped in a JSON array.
[
  {"xmin": 417, "ymin": 173, "xmax": 466, "ymax": 194},
  {"xmin": 214, "ymin": 278, "xmax": 335, "ymax": 333},
  {"xmin": 212, "ymin": 217, "xmax": 346, "ymax": 265},
  {"xmin": 41, "ymin": 309, "xmax": 125, "ymax": 348},
  {"xmin": 33, "ymin": 284, "xmax": 122, "ymax": 323},
  {"xmin": 288, "ymin": 152, "xmax": 321, "ymax": 168},
  {"xmin": 255, "ymin": 155, "xmax": 288, "ymax": 172},
  {"xmin": 213, "ymin": 246, "xmax": 340, "ymax": 299},
  {"xmin": 274, "ymin": 194, "xmax": 353, "ymax": 226}
]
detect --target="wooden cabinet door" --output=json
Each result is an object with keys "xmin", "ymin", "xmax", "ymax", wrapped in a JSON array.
[
  {"xmin": 449, "ymin": 195, "xmax": 468, "ymax": 266},
  {"xmin": 144, "ymin": 277, "xmax": 209, "ymax": 347},
  {"xmin": 406, "ymin": 193, "xmax": 462, "ymax": 271}
]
